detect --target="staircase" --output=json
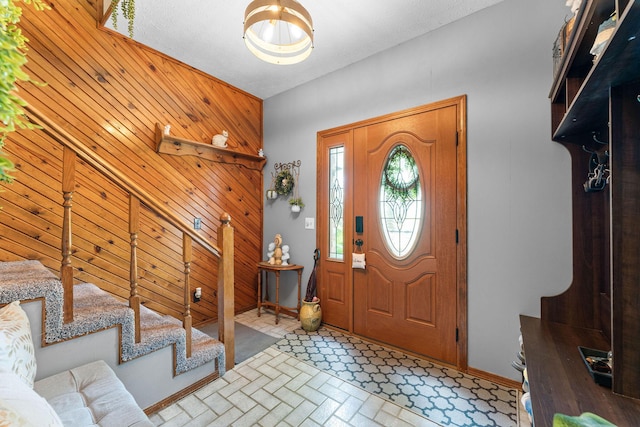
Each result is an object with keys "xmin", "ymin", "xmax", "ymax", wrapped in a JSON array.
[
  {"xmin": 0, "ymin": 259, "xmax": 225, "ymax": 409},
  {"xmin": 0, "ymin": 105, "xmax": 237, "ymax": 411}
]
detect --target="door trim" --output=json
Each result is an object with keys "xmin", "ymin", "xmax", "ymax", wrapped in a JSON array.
[{"xmin": 317, "ymin": 95, "xmax": 467, "ymax": 371}]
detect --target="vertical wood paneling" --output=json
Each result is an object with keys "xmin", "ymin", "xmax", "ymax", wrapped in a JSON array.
[{"xmin": 0, "ymin": 0, "xmax": 263, "ymax": 323}]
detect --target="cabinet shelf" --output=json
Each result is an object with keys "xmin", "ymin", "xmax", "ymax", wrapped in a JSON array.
[
  {"xmin": 154, "ymin": 123, "xmax": 266, "ymax": 171},
  {"xmin": 550, "ymin": 0, "xmax": 640, "ymax": 142}
]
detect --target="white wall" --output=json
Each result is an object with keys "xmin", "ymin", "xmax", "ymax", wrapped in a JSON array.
[{"xmin": 262, "ymin": 0, "xmax": 574, "ymax": 381}]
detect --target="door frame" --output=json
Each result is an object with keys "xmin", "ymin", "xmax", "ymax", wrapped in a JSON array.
[{"xmin": 316, "ymin": 95, "xmax": 467, "ymax": 370}]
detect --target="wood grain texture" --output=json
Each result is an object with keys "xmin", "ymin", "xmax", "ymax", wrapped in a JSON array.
[
  {"xmin": 540, "ymin": 142, "xmax": 607, "ymax": 330},
  {"xmin": 610, "ymin": 81, "xmax": 640, "ymax": 399},
  {"xmin": 520, "ymin": 316, "xmax": 640, "ymax": 427},
  {"xmin": 0, "ymin": 0, "xmax": 264, "ymax": 323}
]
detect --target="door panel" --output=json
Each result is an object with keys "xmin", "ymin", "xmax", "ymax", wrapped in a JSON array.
[
  {"xmin": 353, "ymin": 105, "xmax": 458, "ymax": 365},
  {"xmin": 406, "ymin": 273, "xmax": 435, "ymax": 325}
]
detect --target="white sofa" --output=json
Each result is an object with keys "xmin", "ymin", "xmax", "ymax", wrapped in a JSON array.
[{"xmin": 0, "ymin": 301, "xmax": 152, "ymax": 426}]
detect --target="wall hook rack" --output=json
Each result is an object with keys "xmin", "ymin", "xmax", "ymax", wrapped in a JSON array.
[{"xmin": 583, "ymin": 145, "xmax": 610, "ymax": 193}]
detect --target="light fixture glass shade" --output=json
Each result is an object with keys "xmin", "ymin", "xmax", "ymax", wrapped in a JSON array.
[{"xmin": 244, "ymin": 0, "xmax": 314, "ymax": 65}]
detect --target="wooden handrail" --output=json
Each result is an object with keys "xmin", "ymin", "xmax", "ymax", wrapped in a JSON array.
[
  {"xmin": 25, "ymin": 106, "xmax": 221, "ymax": 258},
  {"xmin": 27, "ymin": 105, "xmax": 234, "ymax": 371}
]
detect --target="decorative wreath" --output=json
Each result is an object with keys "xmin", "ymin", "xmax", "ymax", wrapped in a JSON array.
[
  {"xmin": 275, "ymin": 169, "xmax": 294, "ymax": 195},
  {"xmin": 383, "ymin": 146, "xmax": 419, "ymax": 200}
]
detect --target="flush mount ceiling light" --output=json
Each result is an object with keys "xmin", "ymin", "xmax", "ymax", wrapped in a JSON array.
[{"xmin": 243, "ymin": 0, "xmax": 314, "ymax": 65}]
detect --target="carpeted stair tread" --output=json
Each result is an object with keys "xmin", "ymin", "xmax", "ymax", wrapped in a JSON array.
[
  {"xmin": 0, "ymin": 260, "xmax": 65, "ymax": 343},
  {"xmin": 68, "ymin": 284, "xmax": 225, "ymax": 372},
  {"xmin": 58, "ymin": 283, "xmax": 134, "ymax": 341},
  {"xmin": 0, "ymin": 260, "xmax": 225, "ymax": 375},
  {"xmin": 0, "ymin": 260, "xmax": 60, "ymax": 286}
]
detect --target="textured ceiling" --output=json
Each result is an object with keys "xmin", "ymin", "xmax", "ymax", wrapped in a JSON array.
[{"xmin": 107, "ymin": 0, "xmax": 505, "ymax": 99}]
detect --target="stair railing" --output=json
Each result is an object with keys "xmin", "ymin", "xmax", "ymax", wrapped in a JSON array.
[{"xmin": 26, "ymin": 105, "xmax": 235, "ymax": 371}]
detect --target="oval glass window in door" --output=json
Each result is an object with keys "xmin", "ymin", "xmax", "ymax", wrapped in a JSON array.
[{"xmin": 379, "ymin": 145, "xmax": 422, "ymax": 258}]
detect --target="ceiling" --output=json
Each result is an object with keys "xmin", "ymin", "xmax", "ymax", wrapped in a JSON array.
[{"xmin": 106, "ymin": 0, "xmax": 505, "ymax": 100}]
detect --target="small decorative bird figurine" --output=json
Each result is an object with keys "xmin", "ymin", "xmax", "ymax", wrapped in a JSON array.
[{"xmin": 212, "ymin": 130, "xmax": 229, "ymax": 148}]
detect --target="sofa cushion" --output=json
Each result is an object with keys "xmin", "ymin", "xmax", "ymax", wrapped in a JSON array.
[
  {"xmin": 35, "ymin": 360, "xmax": 153, "ymax": 427},
  {"xmin": 0, "ymin": 301, "xmax": 37, "ymax": 388},
  {"xmin": 0, "ymin": 372, "xmax": 63, "ymax": 427}
]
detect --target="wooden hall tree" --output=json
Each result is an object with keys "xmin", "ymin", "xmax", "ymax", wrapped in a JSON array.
[{"xmin": 520, "ymin": 0, "xmax": 640, "ymax": 425}]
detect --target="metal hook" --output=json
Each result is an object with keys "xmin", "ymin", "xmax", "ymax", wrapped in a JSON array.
[
  {"xmin": 592, "ymin": 132, "xmax": 608, "ymax": 145},
  {"xmin": 582, "ymin": 145, "xmax": 595, "ymax": 154}
]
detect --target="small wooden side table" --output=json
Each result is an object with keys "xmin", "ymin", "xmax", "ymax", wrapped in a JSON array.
[{"xmin": 257, "ymin": 262, "xmax": 303, "ymax": 324}]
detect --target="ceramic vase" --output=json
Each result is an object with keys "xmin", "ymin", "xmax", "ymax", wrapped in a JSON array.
[{"xmin": 300, "ymin": 300, "xmax": 322, "ymax": 332}]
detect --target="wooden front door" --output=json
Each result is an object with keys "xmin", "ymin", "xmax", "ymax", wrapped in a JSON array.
[{"xmin": 317, "ymin": 96, "xmax": 466, "ymax": 367}]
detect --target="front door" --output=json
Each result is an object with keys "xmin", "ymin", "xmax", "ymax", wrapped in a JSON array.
[
  {"xmin": 353, "ymin": 104, "xmax": 458, "ymax": 364},
  {"xmin": 317, "ymin": 96, "xmax": 465, "ymax": 367}
]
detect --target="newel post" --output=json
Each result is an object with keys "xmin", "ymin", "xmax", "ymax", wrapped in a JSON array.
[
  {"xmin": 218, "ymin": 213, "xmax": 235, "ymax": 372},
  {"xmin": 61, "ymin": 147, "xmax": 75, "ymax": 323}
]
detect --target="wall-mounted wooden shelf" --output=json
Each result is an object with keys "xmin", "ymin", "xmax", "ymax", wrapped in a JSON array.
[{"xmin": 154, "ymin": 123, "xmax": 266, "ymax": 171}]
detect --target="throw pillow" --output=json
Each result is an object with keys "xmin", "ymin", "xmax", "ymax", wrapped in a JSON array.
[
  {"xmin": 0, "ymin": 372, "xmax": 63, "ymax": 427},
  {"xmin": 0, "ymin": 301, "xmax": 37, "ymax": 388}
]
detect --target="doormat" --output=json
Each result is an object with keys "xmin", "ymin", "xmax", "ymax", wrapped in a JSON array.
[
  {"xmin": 275, "ymin": 327, "xmax": 518, "ymax": 427},
  {"xmin": 198, "ymin": 322, "xmax": 280, "ymax": 364}
]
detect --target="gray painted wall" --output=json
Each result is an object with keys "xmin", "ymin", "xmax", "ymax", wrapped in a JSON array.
[{"xmin": 262, "ymin": 0, "xmax": 575, "ymax": 381}]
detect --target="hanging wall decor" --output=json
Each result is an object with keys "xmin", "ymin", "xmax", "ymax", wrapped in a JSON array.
[
  {"xmin": 273, "ymin": 160, "xmax": 301, "ymax": 197},
  {"xmin": 275, "ymin": 169, "xmax": 294, "ymax": 196},
  {"xmin": 288, "ymin": 161, "xmax": 304, "ymax": 212},
  {"xmin": 266, "ymin": 172, "xmax": 278, "ymax": 200}
]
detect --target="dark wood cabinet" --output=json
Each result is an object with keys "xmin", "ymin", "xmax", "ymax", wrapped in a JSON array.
[{"xmin": 520, "ymin": 0, "xmax": 640, "ymax": 425}]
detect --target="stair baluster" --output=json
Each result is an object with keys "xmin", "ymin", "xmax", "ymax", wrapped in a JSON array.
[
  {"xmin": 129, "ymin": 195, "xmax": 141, "ymax": 343},
  {"xmin": 183, "ymin": 234, "xmax": 193, "ymax": 358},
  {"xmin": 61, "ymin": 146, "xmax": 75, "ymax": 324},
  {"xmin": 26, "ymin": 105, "xmax": 234, "ymax": 372}
]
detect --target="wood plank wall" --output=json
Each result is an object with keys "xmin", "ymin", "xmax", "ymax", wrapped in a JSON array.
[{"xmin": 0, "ymin": 0, "xmax": 264, "ymax": 324}]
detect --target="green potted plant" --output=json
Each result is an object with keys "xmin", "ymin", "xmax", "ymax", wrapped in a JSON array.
[
  {"xmin": 0, "ymin": 0, "xmax": 49, "ymax": 186},
  {"xmin": 288, "ymin": 197, "xmax": 304, "ymax": 212}
]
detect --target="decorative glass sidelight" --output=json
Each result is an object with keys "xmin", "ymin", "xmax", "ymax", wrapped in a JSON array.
[
  {"xmin": 379, "ymin": 145, "xmax": 422, "ymax": 258},
  {"xmin": 328, "ymin": 146, "xmax": 344, "ymax": 259}
]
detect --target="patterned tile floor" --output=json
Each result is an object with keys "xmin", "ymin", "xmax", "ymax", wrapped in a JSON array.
[
  {"xmin": 150, "ymin": 309, "xmax": 529, "ymax": 427},
  {"xmin": 275, "ymin": 329, "xmax": 517, "ymax": 427}
]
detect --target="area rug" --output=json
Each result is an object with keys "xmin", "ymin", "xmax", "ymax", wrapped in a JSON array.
[
  {"xmin": 275, "ymin": 327, "xmax": 518, "ymax": 427},
  {"xmin": 198, "ymin": 322, "xmax": 280, "ymax": 364}
]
